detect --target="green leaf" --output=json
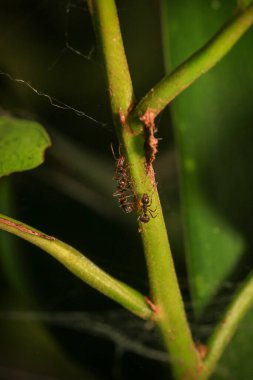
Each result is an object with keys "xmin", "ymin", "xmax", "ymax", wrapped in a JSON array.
[
  {"xmin": 0, "ymin": 115, "xmax": 51, "ymax": 177},
  {"xmin": 161, "ymin": 0, "xmax": 253, "ymax": 316},
  {"xmin": 161, "ymin": 0, "xmax": 253, "ymax": 377},
  {"xmin": 211, "ymin": 306, "xmax": 253, "ymax": 380}
]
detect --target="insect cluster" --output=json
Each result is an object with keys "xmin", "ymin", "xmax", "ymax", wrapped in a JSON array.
[
  {"xmin": 112, "ymin": 145, "xmax": 157, "ymax": 224},
  {"xmin": 112, "ymin": 145, "xmax": 135, "ymax": 214}
]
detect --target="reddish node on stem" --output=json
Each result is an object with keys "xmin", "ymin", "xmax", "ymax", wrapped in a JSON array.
[
  {"xmin": 119, "ymin": 111, "xmax": 135, "ymax": 135},
  {"xmin": 119, "ymin": 111, "xmax": 126, "ymax": 125},
  {"xmin": 195, "ymin": 342, "xmax": 207, "ymax": 360},
  {"xmin": 144, "ymin": 296, "xmax": 160, "ymax": 314}
]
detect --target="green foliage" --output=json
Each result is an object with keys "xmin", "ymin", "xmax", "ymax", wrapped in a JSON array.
[
  {"xmin": 0, "ymin": 115, "xmax": 51, "ymax": 177},
  {"xmin": 161, "ymin": 0, "xmax": 253, "ymax": 316},
  {"xmin": 161, "ymin": 0, "xmax": 253, "ymax": 378},
  {"xmin": 239, "ymin": 0, "xmax": 253, "ymax": 8},
  {"xmin": 213, "ymin": 307, "xmax": 253, "ymax": 380}
]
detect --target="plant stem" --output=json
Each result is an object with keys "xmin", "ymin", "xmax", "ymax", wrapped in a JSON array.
[
  {"xmin": 132, "ymin": 2, "xmax": 253, "ymax": 122},
  {"xmin": 87, "ymin": 1, "xmax": 202, "ymax": 379},
  {"xmin": 0, "ymin": 214, "xmax": 151, "ymax": 319},
  {"xmin": 86, "ymin": 0, "xmax": 134, "ymax": 117},
  {"xmin": 200, "ymin": 270, "xmax": 253, "ymax": 380},
  {"xmin": 237, "ymin": 0, "xmax": 253, "ymax": 10}
]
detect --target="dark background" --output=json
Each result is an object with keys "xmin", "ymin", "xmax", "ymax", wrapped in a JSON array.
[{"xmin": 1, "ymin": 1, "xmax": 253, "ymax": 379}]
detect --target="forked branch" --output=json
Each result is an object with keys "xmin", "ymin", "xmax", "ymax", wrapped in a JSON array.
[
  {"xmin": 132, "ymin": 2, "xmax": 253, "ymax": 123},
  {"xmin": 87, "ymin": 2, "xmax": 202, "ymax": 380}
]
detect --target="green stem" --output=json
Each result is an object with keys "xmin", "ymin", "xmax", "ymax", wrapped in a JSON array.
[
  {"xmin": 0, "ymin": 214, "xmax": 151, "ymax": 320},
  {"xmin": 87, "ymin": 1, "xmax": 202, "ymax": 379},
  {"xmin": 237, "ymin": 0, "xmax": 253, "ymax": 10},
  {"xmin": 87, "ymin": 0, "xmax": 134, "ymax": 117},
  {"xmin": 200, "ymin": 270, "xmax": 253, "ymax": 380},
  {"xmin": 133, "ymin": 2, "xmax": 253, "ymax": 122}
]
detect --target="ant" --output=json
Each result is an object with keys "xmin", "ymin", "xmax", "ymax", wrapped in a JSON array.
[
  {"xmin": 111, "ymin": 143, "xmax": 135, "ymax": 214},
  {"xmin": 138, "ymin": 193, "xmax": 157, "ymax": 223}
]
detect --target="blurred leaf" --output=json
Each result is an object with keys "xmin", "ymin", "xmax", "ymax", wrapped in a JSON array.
[
  {"xmin": 211, "ymin": 306, "xmax": 253, "ymax": 380},
  {"xmin": 0, "ymin": 115, "xmax": 51, "ymax": 178},
  {"xmin": 161, "ymin": 0, "xmax": 253, "ymax": 315},
  {"xmin": 161, "ymin": 0, "xmax": 253, "ymax": 377},
  {"xmin": 238, "ymin": 0, "xmax": 253, "ymax": 9},
  {"xmin": 0, "ymin": 293, "xmax": 99, "ymax": 380},
  {"xmin": 0, "ymin": 115, "xmax": 50, "ymax": 297},
  {"xmin": 0, "ymin": 178, "xmax": 32, "ymax": 297}
]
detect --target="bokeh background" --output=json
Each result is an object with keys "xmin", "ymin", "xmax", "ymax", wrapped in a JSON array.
[{"xmin": 0, "ymin": 1, "xmax": 253, "ymax": 379}]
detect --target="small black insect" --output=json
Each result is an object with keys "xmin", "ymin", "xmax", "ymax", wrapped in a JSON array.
[{"xmin": 138, "ymin": 193, "xmax": 157, "ymax": 223}]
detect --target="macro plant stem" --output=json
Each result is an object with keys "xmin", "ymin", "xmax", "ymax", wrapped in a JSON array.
[
  {"xmin": 132, "ymin": 1, "xmax": 253, "ymax": 122},
  {"xmin": 87, "ymin": 1, "xmax": 202, "ymax": 379},
  {"xmin": 0, "ymin": 214, "xmax": 151, "ymax": 319},
  {"xmin": 200, "ymin": 270, "xmax": 253, "ymax": 380}
]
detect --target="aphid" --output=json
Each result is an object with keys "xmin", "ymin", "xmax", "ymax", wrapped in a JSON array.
[
  {"xmin": 111, "ymin": 144, "xmax": 129, "ymax": 183},
  {"xmin": 113, "ymin": 183, "xmax": 134, "ymax": 214},
  {"xmin": 113, "ymin": 176, "xmax": 130, "ymax": 196},
  {"xmin": 118, "ymin": 193, "xmax": 134, "ymax": 214},
  {"xmin": 138, "ymin": 193, "xmax": 157, "ymax": 223},
  {"xmin": 111, "ymin": 143, "xmax": 135, "ymax": 214},
  {"xmin": 111, "ymin": 143, "xmax": 124, "ymax": 171}
]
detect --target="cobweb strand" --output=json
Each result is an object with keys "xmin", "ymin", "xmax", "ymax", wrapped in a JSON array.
[{"xmin": 0, "ymin": 71, "xmax": 107, "ymax": 127}]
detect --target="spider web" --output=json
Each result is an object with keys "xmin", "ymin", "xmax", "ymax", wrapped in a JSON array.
[
  {"xmin": 0, "ymin": 0, "xmax": 107, "ymax": 128},
  {"xmin": 0, "ymin": 279, "xmax": 249, "ymax": 380}
]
